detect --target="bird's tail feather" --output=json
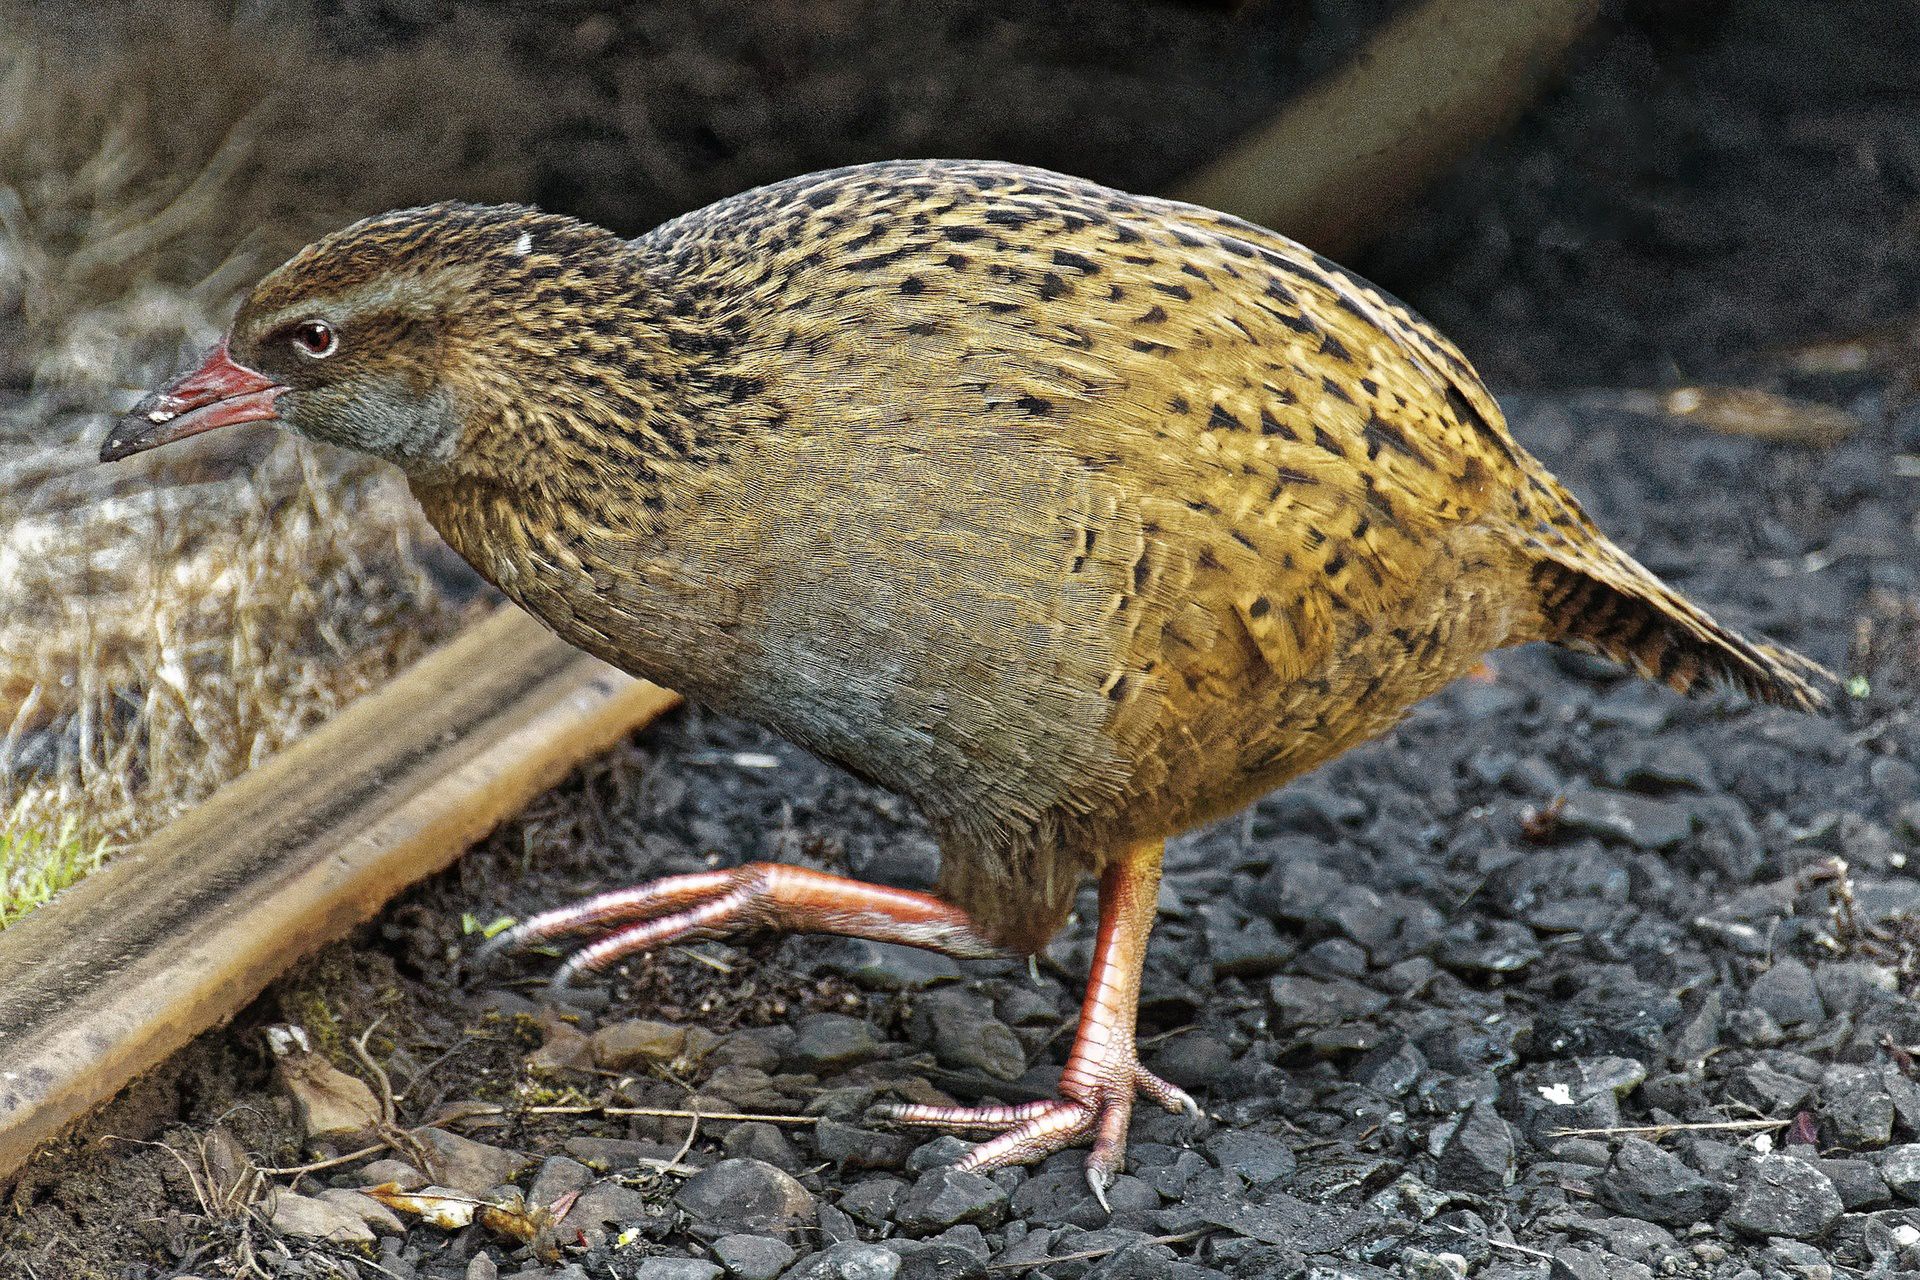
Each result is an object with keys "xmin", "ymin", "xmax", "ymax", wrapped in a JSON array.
[{"xmin": 1530, "ymin": 545, "xmax": 1833, "ymax": 713}]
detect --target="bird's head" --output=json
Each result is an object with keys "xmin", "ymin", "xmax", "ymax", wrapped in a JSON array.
[{"xmin": 101, "ymin": 202, "xmax": 635, "ymax": 474}]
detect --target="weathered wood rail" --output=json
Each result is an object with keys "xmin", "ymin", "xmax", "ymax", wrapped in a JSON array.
[{"xmin": 0, "ymin": 607, "xmax": 679, "ymax": 1182}]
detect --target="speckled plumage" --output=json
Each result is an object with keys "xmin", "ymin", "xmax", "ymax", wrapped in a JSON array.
[
  {"xmin": 218, "ymin": 159, "xmax": 1830, "ymax": 950},
  {"xmin": 108, "ymin": 158, "xmax": 1833, "ymax": 1186}
]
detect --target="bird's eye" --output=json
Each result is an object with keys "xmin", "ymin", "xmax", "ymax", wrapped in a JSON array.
[{"xmin": 292, "ymin": 320, "xmax": 338, "ymax": 358}]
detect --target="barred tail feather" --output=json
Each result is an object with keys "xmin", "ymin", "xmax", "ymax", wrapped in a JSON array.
[{"xmin": 1530, "ymin": 551, "xmax": 1833, "ymax": 713}]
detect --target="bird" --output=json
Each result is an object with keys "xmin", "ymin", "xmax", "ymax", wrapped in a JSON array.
[{"xmin": 101, "ymin": 159, "xmax": 1831, "ymax": 1204}]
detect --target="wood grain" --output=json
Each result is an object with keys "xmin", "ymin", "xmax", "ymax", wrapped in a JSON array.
[{"xmin": 0, "ymin": 606, "xmax": 679, "ymax": 1182}]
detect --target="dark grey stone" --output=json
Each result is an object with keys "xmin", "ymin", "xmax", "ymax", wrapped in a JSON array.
[
  {"xmin": 1822, "ymin": 1065, "xmax": 1896, "ymax": 1148},
  {"xmin": 816, "ymin": 1117, "xmax": 917, "ymax": 1171},
  {"xmin": 1300, "ymin": 935, "xmax": 1370, "ymax": 980},
  {"xmin": 1748, "ymin": 958, "xmax": 1826, "ymax": 1028},
  {"xmin": 1062, "ymin": 1174, "xmax": 1160, "ymax": 1229},
  {"xmin": 1761, "ymin": 1237, "xmax": 1833, "ymax": 1278},
  {"xmin": 782, "ymin": 1242, "xmax": 903, "ymax": 1280},
  {"xmin": 1816, "ymin": 1158, "xmax": 1893, "ymax": 1211},
  {"xmin": 905, "ymin": 1135, "xmax": 974, "ymax": 1174},
  {"xmin": 632, "ymin": 1261, "xmax": 722, "ymax": 1280},
  {"xmin": 1149, "ymin": 1031, "xmax": 1235, "ymax": 1091},
  {"xmin": 893, "ymin": 1239, "xmax": 986, "ymax": 1280},
  {"xmin": 1725, "ymin": 1063, "xmax": 1815, "ymax": 1115},
  {"xmin": 1434, "ymin": 918, "xmax": 1542, "ymax": 977},
  {"xmin": 1549, "ymin": 1249, "xmax": 1651, "ymax": 1280},
  {"xmin": 1011, "ymin": 1167, "xmax": 1090, "ymax": 1225},
  {"xmin": 1564, "ymin": 1215, "xmax": 1677, "ymax": 1265},
  {"xmin": 837, "ymin": 1176, "xmax": 906, "ymax": 1228},
  {"xmin": 565, "ymin": 1135, "xmax": 696, "ymax": 1172},
  {"xmin": 911, "ymin": 990, "xmax": 1026, "ymax": 1081},
  {"xmin": 922, "ymin": 1224, "xmax": 989, "ymax": 1261},
  {"xmin": 893, "ymin": 1168, "xmax": 1010, "ymax": 1234},
  {"xmin": 1202, "ymin": 906, "xmax": 1294, "ymax": 977},
  {"xmin": 1246, "ymin": 850, "xmax": 1349, "ymax": 926},
  {"xmin": 810, "ymin": 938, "xmax": 963, "ymax": 991},
  {"xmin": 1557, "ymin": 783, "xmax": 1693, "ymax": 850},
  {"xmin": 1081, "ymin": 1241, "xmax": 1180, "ymax": 1279},
  {"xmin": 1724, "ymin": 1153, "xmax": 1842, "ymax": 1239},
  {"xmin": 1202, "ymin": 1130, "xmax": 1296, "ymax": 1185},
  {"xmin": 1885, "ymin": 1071, "xmax": 1920, "ymax": 1136},
  {"xmin": 1605, "ymin": 739, "xmax": 1716, "ymax": 791},
  {"xmin": 673, "ymin": 1159, "xmax": 815, "ymax": 1238},
  {"xmin": 709, "ymin": 1234, "xmax": 796, "ymax": 1280},
  {"xmin": 564, "ymin": 1181, "xmax": 654, "ymax": 1231},
  {"xmin": 1722, "ymin": 1006, "xmax": 1785, "ymax": 1048},
  {"xmin": 816, "ymin": 1200, "xmax": 860, "ymax": 1246},
  {"xmin": 1351, "ymin": 1038, "xmax": 1426, "ymax": 1096},
  {"xmin": 527, "ymin": 1155, "xmax": 593, "ymax": 1208},
  {"xmin": 1876, "ymin": 1142, "xmax": 1920, "ymax": 1200},
  {"xmin": 1400, "ymin": 1249, "xmax": 1470, "ymax": 1280},
  {"xmin": 1267, "ymin": 973, "xmax": 1389, "ymax": 1026},
  {"xmin": 1435, "ymin": 1102, "xmax": 1516, "ymax": 1194},
  {"xmin": 1598, "ymin": 1137, "xmax": 1730, "ymax": 1226},
  {"xmin": 785, "ymin": 1013, "xmax": 888, "ymax": 1075},
  {"xmin": 721, "ymin": 1121, "xmax": 801, "ymax": 1172},
  {"xmin": 1134, "ymin": 1148, "xmax": 1211, "ymax": 1198}
]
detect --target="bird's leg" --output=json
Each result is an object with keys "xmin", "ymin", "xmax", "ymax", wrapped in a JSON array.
[
  {"xmin": 476, "ymin": 862, "xmax": 1004, "ymax": 987},
  {"xmin": 876, "ymin": 839, "xmax": 1199, "ymax": 1207}
]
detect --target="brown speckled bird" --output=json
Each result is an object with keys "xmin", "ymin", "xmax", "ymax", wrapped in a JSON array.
[{"xmin": 102, "ymin": 160, "xmax": 1829, "ymax": 1200}]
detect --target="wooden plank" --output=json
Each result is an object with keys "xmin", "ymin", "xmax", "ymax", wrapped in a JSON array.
[{"xmin": 0, "ymin": 606, "xmax": 680, "ymax": 1182}]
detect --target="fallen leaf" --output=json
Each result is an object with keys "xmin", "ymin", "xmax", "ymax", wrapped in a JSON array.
[
  {"xmin": 361, "ymin": 1182, "xmax": 557, "ymax": 1255},
  {"xmin": 266, "ymin": 1024, "xmax": 384, "ymax": 1147}
]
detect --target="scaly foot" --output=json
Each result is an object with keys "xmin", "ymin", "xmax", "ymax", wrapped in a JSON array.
[
  {"xmin": 878, "ymin": 839, "xmax": 1197, "ymax": 1207},
  {"xmin": 474, "ymin": 861, "xmax": 1002, "ymax": 988},
  {"xmin": 878, "ymin": 1039, "xmax": 1197, "ymax": 1207}
]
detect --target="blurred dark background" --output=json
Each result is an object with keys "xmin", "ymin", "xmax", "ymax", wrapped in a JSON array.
[{"xmin": 8, "ymin": 0, "xmax": 1916, "ymax": 395}]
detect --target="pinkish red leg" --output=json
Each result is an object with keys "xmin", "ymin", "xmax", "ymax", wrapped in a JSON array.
[
  {"xmin": 476, "ymin": 862, "xmax": 1003, "ymax": 987},
  {"xmin": 876, "ymin": 839, "xmax": 1199, "ymax": 1207}
]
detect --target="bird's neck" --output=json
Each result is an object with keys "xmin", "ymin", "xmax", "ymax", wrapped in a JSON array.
[{"xmin": 410, "ymin": 260, "xmax": 767, "ymax": 560}]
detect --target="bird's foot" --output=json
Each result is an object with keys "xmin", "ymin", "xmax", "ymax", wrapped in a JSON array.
[
  {"xmin": 879, "ymin": 838, "xmax": 1191, "ymax": 1209},
  {"xmin": 878, "ymin": 1048, "xmax": 1198, "ymax": 1209},
  {"xmin": 472, "ymin": 861, "xmax": 1001, "ymax": 989}
]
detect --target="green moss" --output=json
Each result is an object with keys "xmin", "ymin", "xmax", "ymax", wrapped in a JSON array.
[{"xmin": 0, "ymin": 804, "xmax": 110, "ymax": 928}]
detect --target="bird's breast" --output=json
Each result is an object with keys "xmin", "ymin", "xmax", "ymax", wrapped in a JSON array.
[{"xmin": 413, "ymin": 436, "xmax": 1154, "ymax": 847}]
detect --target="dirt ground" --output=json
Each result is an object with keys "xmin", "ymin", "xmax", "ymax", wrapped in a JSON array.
[{"xmin": 5, "ymin": 1, "xmax": 1920, "ymax": 1277}]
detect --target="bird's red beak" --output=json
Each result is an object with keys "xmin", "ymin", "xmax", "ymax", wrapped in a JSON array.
[{"xmin": 100, "ymin": 339, "xmax": 287, "ymax": 463}]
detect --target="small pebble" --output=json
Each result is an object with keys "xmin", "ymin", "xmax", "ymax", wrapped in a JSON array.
[
  {"xmin": 674, "ymin": 1159, "xmax": 816, "ymax": 1237},
  {"xmin": 1724, "ymin": 1153, "xmax": 1843, "ymax": 1240}
]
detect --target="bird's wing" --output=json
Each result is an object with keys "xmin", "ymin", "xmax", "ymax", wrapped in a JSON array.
[
  {"xmin": 1039, "ymin": 189, "xmax": 1539, "ymax": 684},
  {"xmin": 708, "ymin": 160, "xmax": 1544, "ymax": 685}
]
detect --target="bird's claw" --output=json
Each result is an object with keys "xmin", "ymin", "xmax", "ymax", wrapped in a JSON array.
[
  {"xmin": 463, "ymin": 864, "xmax": 1003, "ymax": 992},
  {"xmin": 877, "ymin": 1057, "xmax": 1197, "ymax": 1206}
]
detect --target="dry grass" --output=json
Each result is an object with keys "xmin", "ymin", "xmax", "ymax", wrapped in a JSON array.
[{"xmin": 0, "ymin": 3, "xmax": 554, "ymax": 919}]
